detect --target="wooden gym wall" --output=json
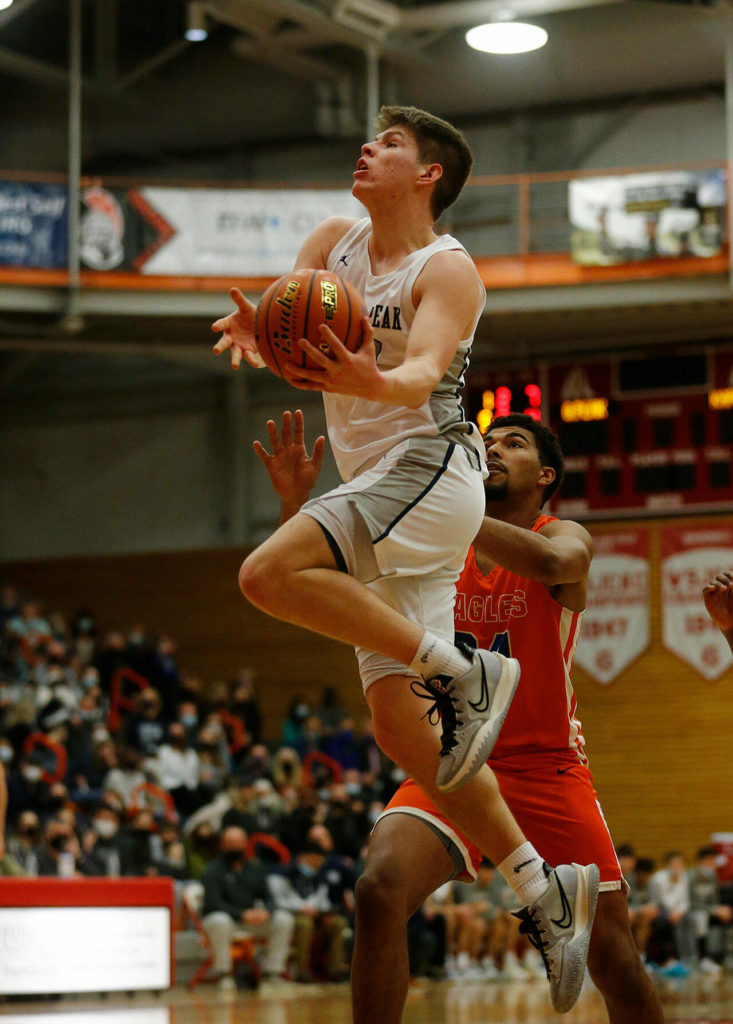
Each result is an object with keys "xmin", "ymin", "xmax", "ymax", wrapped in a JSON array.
[{"xmin": 3, "ymin": 511, "xmax": 732, "ymax": 867}]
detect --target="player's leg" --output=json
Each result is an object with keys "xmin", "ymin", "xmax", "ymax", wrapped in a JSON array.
[
  {"xmin": 239, "ymin": 511, "xmax": 426, "ymax": 664},
  {"xmin": 367, "ymin": 674, "xmax": 526, "ymax": 864},
  {"xmin": 352, "ymin": 812, "xmax": 456, "ymax": 1024},
  {"xmin": 494, "ymin": 762, "xmax": 664, "ymax": 1022},
  {"xmin": 587, "ymin": 890, "xmax": 664, "ymax": 1024},
  {"xmin": 368, "ymin": 676, "xmax": 603, "ymax": 1013},
  {"xmin": 242, "ymin": 439, "xmax": 520, "ymax": 792}
]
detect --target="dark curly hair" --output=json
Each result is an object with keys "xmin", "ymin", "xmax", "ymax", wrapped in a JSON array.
[{"xmin": 484, "ymin": 413, "xmax": 565, "ymax": 505}]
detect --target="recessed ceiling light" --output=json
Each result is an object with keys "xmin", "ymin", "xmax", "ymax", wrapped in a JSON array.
[{"xmin": 466, "ymin": 21, "xmax": 548, "ymax": 55}]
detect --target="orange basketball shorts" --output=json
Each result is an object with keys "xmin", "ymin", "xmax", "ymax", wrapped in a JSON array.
[{"xmin": 380, "ymin": 759, "xmax": 622, "ymax": 890}]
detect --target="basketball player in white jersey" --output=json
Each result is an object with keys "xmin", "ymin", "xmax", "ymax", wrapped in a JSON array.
[{"xmin": 213, "ymin": 107, "xmax": 598, "ymax": 1010}]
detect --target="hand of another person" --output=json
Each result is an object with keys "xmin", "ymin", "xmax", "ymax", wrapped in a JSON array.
[
  {"xmin": 703, "ymin": 571, "xmax": 733, "ymax": 632},
  {"xmin": 253, "ymin": 409, "xmax": 325, "ymax": 506},
  {"xmin": 212, "ymin": 287, "xmax": 264, "ymax": 370}
]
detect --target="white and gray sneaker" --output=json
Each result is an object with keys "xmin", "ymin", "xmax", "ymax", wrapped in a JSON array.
[
  {"xmin": 411, "ymin": 644, "xmax": 521, "ymax": 793},
  {"xmin": 513, "ymin": 862, "xmax": 600, "ymax": 1014}
]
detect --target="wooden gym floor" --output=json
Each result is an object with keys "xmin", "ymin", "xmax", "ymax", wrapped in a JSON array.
[{"xmin": 3, "ymin": 973, "xmax": 733, "ymax": 1024}]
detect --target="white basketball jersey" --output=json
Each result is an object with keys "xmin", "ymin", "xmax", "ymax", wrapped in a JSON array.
[{"xmin": 324, "ymin": 218, "xmax": 483, "ymax": 482}]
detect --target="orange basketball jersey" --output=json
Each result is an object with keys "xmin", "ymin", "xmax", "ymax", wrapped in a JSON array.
[{"xmin": 455, "ymin": 514, "xmax": 588, "ymax": 766}]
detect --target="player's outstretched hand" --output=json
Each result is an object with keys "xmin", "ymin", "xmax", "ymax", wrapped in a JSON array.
[
  {"xmin": 703, "ymin": 570, "xmax": 733, "ymax": 634},
  {"xmin": 253, "ymin": 409, "xmax": 325, "ymax": 515},
  {"xmin": 212, "ymin": 287, "xmax": 264, "ymax": 370}
]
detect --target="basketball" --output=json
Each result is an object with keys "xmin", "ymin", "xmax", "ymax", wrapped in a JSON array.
[{"xmin": 254, "ymin": 269, "xmax": 366, "ymax": 378}]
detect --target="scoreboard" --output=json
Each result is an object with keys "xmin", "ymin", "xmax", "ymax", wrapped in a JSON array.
[{"xmin": 466, "ymin": 346, "xmax": 733, "ymax": 519}]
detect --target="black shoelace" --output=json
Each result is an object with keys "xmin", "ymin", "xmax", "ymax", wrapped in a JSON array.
[
  {"xmin": 410, "ymin": 677, "xmax": 461, "ymax": 756},
  {"xmin": 514, "ymin": 907, "xmax": 552, "ymax": 979}
]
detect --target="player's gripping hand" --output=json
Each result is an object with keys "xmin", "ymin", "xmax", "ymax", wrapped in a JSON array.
[
  {"xmin": 212, "ymin": 287, "xmax": 265, "ymax": 370},
  {"xmin": 282, "ymin": 315, "xmax": 380, "ymax": 398},
  {"xmin": 703, "ymin": 570, "xmax": 733, "ymax": 633},
  {"xmin": 253, "ymin": 409, "xmax": 325, "ymax": 519}
]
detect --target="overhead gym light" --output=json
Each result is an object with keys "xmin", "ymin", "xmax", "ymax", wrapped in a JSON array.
[
  {"xmin": 0, "ymin": 0, "xmax": 15, "ymax": 10},
  {"xmin": 185, "ymin": 1, "xmax": 208, "ymax": 42},
  {"xmin": 465, "ymin": 20, "xmax": 548, "ymax": 54}
]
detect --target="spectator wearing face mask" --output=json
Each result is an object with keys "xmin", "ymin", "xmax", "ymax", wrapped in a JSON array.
[
  {"xmin": 7, "ymin": 755, "xmax": 50, "ymax": 820},
  {"xmin": 201, "ymin": 826, "xmax": 294, "ymax": 987},
  {"xmin": 117, "ymin": 808, "xmax": 160, "ymax": 876},
  {"xmin": 81, "ymin": 805, "xmax": 123, "ymax": 877},
  {"xmin": 280, "ymin": 697, "xmax": 312, "ymax": 750},
  {"xmin": 185, "ymin": 822, "xmax": 220, "ymax": 881},
  {"xmin": 102, "ymin": 745, "xmax": 146, "ymax": 809},
  {"xmin": 36, "ymin": 818, "xmax": 82, "ymax": 877},
  {"xmin": 267, "ymin": 828, "xmax": 351, "ymax": 983},
  {"xmin": 228, "ymin": 669, "xmax": 262, "ymax": 746},
  {"xmin": 125, "ymin": 688, "xmax": 166, "ymax": 757},
  {"xmin": 196, "ymin": 726, "xmax": 231, "ymax": 803},
  {"xmin": 5, "ymin": 809, "xmax": 41, "ymax": 875},
  {"xmin": 149, "ymin": 722, "xmax": 202, "ymax": 817}
]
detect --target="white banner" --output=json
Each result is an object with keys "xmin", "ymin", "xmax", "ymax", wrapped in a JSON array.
[
  {"xmin": 569, "ymin": 170, "xmax": 725, "ymax": 265},
  {"xmin": 574, "ymin": 530, "xmax": 650, "ymax": 684},
  {"xmin": 137, "ymin": 187, "xmax": 363, "ymax": 276},
  {"xmin": 661, "ymin": 526, "xmax": 733, "ymax": 680}
]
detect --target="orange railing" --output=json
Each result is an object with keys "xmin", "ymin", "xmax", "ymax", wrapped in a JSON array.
[{"xmin": 0, "ymin": 161, "xmax": 727, "ymax": 292}]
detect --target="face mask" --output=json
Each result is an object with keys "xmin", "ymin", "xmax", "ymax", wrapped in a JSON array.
[
  {"xmin": 299, "ymin": 862, "xmax": 316, "ymax": 877},
  {"xmin": 23, "ymin": 765, "xmax": 43, "ymax": 783},
  {"xmin": 345, "ymin": 782, "xmax": 361, "ymax": 796},
  {"xmin": 0, "ymin": 745, "xmax": 13, "ymax": 763},
  {"xmin": 180, "ymin": 715, "xmax": 198, "ymax": 728},
  {"xmin": 94, "ymin": 819, "xmax": 118, "ymax": 839},
  {"xmin": 223, "ymin": 850, "xmax": 244, "ymax": 867},
  {"xmin": 50, "ymin": 835, "xmax": 68, "ymax": 852}
]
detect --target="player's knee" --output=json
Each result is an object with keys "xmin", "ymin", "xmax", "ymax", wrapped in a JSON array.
[
  {"xmin": 238, "ymin": 550, "xmax": 278, "ymax": 610},
  {"xmin": 355, "ymin": 862, "xmax": 406, "ymax": 923}
]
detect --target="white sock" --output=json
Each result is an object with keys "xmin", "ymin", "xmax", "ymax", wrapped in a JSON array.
[
  {"xmin": 498, "ymin": 842, "xmax": 549, "ymax": 905},
  {"xmin": 409, "ymin": 632, "xmax": 472, "ymax": 680}
]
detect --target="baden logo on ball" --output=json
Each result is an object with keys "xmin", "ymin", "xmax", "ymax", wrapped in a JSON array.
[{"xmin": 254, "ymin": 268, "xmax": 366, "ymax": 378}]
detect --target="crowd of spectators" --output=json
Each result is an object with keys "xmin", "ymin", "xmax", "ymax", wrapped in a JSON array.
[{"xmin": 1, "ymin": 583, "xmax": 732, "ymax": 990}]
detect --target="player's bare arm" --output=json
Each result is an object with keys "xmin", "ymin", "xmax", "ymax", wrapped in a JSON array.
[
  {"xmin": 703, "ymin": 570, "xmax": 733, "ymax": 653},
  {"xmin": 253, "ymin": 409, "xmax": 324, "ymax": 524},
  {"xmin": 212, "ymin": 217, "xmax": 357, "ymax": 371},
  {"xmin": 292, "ymin": 216, "xmax": 359, "ymax": 273},
  {"xmin": 284, "ymin": 248, "xmax": 483, "ymax": 407},
  {"xmin": 474, "ymin": 516, "xmax": 592, "ymax": 608}
]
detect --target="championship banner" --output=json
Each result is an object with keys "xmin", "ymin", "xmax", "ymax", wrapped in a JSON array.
[
  {"xmin": 661, "ymin": 525, "xmax": 733, "ymax": 680},
  {"xmin": 574, "ymin": 529, "xmax": 650, "ymax": 685},
  {"xmin": 136, "ymin": 187, "xmax": 362, "ymax": 276},
  {"xmin": 569, "ymin": 170, "xmax": 725, "ymax": 266},
  {"xmin": 0, "ymin": 182, "xmax": 68, "ymax": 268}
]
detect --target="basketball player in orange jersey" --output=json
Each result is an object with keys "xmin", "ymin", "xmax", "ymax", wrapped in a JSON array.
[
  {"xmin": 255, "ymin": 409, "xmax": 664, "ymax": 1023},
  {"xmin": 703, "ymin": 571, "xmax": 733, "ymax": 654},
  {"xmin": 214, "ymin": 106, "xmax": 598, "ymax": 1011}
]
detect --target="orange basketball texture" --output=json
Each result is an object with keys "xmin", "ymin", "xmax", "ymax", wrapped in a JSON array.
[{"xmin": 254, "ymin": 269, "xmax": 366, "ymax": 378}]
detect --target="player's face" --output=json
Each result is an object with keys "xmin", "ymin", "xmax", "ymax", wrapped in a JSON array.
[
  {"xmin": 482, "ymin": 426, "xmax": 543, "ymax": 502},
  {"xmin": 352, "ymin": 126, "xmax": 424, "ymax": 201}
]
